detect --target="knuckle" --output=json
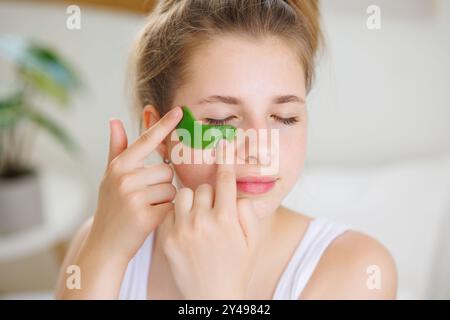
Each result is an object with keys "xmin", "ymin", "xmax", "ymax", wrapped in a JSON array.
[
  {"xmin": 125, "ymin": 192, "xmax": 141, "ymax": 208},
  {"xmin": 117, "ymin": 173, "xmax": 132, "ymax": 193},
  {"xmin": 147, "ymin": 163, "xmax": 173, "ymax": 182},
  {"xmin": 139, "ymin": 130, "xmax": 153, "ymax": 144},
  {"xmin": 166, "ymin": 184, "xmax": 177, "ymax": 199},
  {"xmin": 163, "ymin": 165, "xmax": 174, "ymax": 181},
  {"xmin": 108, "ymin": 158, "xmax": 123, "ymax": 174},
  {"xmin": 159, "ymin": 183, "xmax": 176, "ymax": 202}
]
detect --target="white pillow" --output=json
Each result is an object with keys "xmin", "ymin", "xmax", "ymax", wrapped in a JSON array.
[{"xmin": 282, "ymin": 154, "xmax": 450, "ymax": 299}]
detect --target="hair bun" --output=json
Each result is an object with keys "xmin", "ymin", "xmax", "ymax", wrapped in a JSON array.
[
  {"xmin": 285, "ymin": 0, "xmax": 322, "ymax": 54},
  {"xmin": 156, "ymin": 0, "xmax": 182, "ymax": 13}
]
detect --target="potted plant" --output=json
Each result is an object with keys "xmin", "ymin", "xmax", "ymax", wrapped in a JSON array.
[{"xmin": 0, "ymin": 34, "xmax": 82, "ymax": 234}]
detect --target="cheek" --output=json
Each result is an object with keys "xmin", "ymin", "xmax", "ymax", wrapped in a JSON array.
[
  {"xmin": 279, "ymin": 127, "xmax": 307, "ymax": 178},
  {"xmin": 169, "ymin": 142, "xmax": 217, "ymax": 189},
  {"xmin": 173, "ymin": 163, "xmax": 216, "ymax": 190}
]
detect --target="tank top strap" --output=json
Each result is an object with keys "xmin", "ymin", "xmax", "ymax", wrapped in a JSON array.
[
  {"xmin": 119, "ymin": 232, "xmax": 154, "ymax": 300},
  {"xmin": 272, "ymin": 217, "xmax": 351, "ymax": 300}
]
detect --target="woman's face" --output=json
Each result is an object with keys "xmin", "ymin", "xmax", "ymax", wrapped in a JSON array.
[{"xmin": 166, "ymin": 35, "xmax": 308, "ymax": 218}]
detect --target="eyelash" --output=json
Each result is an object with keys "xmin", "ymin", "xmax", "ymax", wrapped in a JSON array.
[
  {"xmin": 204, "ymin": 115, "xmax": 299, "ymax": 126},
  {"xmin": 204, "ymin": 116, "xmax": 234, "ymax": 126},
  {"xmin": 272, "ymin": 115, "xmax": 299, "ymax": 125}
]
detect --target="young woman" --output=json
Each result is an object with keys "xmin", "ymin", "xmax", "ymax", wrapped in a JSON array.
[{"xmin": 55, "ymin": 0, "xmax": 397, "ymax": 300}]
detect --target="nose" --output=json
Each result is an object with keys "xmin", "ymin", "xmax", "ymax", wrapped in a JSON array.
[{"xmin": 235, "ymin": 115, "xmax": 276, "ymax": 167}]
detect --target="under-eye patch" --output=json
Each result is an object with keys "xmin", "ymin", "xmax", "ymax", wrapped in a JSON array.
[{"xmin": 175, "ymin": 105, "xmax": 237, "ymax": 149}]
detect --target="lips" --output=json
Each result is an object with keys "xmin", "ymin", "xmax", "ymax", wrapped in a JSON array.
[{"xmin": 236, "ymin": 176, "xmax": 278, "ymax": 194}]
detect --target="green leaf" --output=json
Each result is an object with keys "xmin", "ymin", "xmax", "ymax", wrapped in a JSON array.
[
  {"xmin": 25, "ymin": 108, "xmax": 81, "ymax": 157},
  {"xmin": 0, "ymin": 35, "xmax": 81, "ymax": 106},
  {"xmin": 0, "ymin": 90, "xmax": 25, "ymax": 128},
  {"xmin": 18, "ymin": 66, "xmax": 70, "ymax": 105},
  {"xmin": 0, "ymin": 35, "xmax": 84, "ymax": 166}
]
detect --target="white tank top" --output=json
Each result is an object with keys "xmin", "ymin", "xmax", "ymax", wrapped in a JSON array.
[{"xmin": 119, "ymin": 217, "xmax": 351, "ymax": 300}]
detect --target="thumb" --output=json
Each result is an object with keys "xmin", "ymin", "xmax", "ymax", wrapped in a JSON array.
[
  {"xmin": 237, "ymin": 198, "xmax": 260, "ymax": 247},
  {"xmin": 107, "ymin": 119, "xmax": 128, "ymax": 166}
]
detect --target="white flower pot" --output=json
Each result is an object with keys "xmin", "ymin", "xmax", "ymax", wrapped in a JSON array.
[{"xmin": 0, "ymin": 172, "xmax": 44, "ymax": 234}]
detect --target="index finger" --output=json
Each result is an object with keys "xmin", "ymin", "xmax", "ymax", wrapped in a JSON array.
[
  {"xmin": 119, "ymin": 106, "xmax": 182, "ymax": 168},
  {"xmin": 214, "ymin": 139, "xmax": 237, "ymax": 210}
]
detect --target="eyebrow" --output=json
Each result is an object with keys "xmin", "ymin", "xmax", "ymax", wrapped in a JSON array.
[{"xmin": 196, "ymin": 94, "xmax": 305, "ymax": 106}]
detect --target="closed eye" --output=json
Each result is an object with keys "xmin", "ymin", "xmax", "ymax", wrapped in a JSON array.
[
  {"xmin": 271, "ymin": 115, "xmax": 299, "ymax": 125},
  {"xmin": 204, "ymin": 115, "xmax": 300, "ymax": 126},
  {"xmin": 203, "ymin": 116, "xmax": 235, "ymax": 125}
]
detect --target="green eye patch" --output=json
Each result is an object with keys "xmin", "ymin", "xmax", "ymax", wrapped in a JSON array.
[{"xmin": 175, "ymin": 105, "xmax": 237, "ymax": 149}]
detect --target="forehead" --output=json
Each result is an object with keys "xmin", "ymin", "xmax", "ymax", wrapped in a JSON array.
[{"xmin": 180, "ymin": 35, "xmax": 306, "ymax": 99}]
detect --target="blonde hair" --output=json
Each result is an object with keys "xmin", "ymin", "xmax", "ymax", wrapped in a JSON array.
[{"xmin": 128, "ymin": 0, "xmax": 323, "ymax": 132}]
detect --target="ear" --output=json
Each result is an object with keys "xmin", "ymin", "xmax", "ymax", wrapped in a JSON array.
[
  {"xmin": 142, "ymin": 104, "xmax": 169, "ymax": 160},
  {"xmin": 142, "ymin": 104, "xmax": 160, "ymax": 129}
]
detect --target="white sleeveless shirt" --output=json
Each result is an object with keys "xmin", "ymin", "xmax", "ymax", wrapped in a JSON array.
[{"xmin": 119, "ymin": 217, "xmax": 351, "ymax": 300}]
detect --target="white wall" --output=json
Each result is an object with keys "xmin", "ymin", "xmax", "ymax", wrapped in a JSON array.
[{"xmin": 309, "ymin": 0, "xmax": 450, "ymax": 167}]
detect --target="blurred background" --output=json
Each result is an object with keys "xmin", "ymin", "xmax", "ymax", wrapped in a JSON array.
[{"xmin": 0, "ymin": 0, "xmax": 449, "ymax": 299}]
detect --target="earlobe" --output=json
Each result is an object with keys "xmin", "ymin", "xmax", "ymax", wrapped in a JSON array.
[{"xmin": 156, "ymin": 143, "xmax": 168, "ymax": 162}]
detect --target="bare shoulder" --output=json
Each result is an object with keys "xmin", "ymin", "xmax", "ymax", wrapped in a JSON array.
[
  {"xmin": 299, "ymin": 228, "xmax": 398, "ymax": 299},
  {"xmin": 54, "ymin": 216, "xmax": 94, "ymax": 299}
]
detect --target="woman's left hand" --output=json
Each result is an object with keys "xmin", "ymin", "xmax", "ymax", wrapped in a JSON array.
[{"xmin": 161, "ymin": 140, "xmax": 262, "ymax": 299}]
